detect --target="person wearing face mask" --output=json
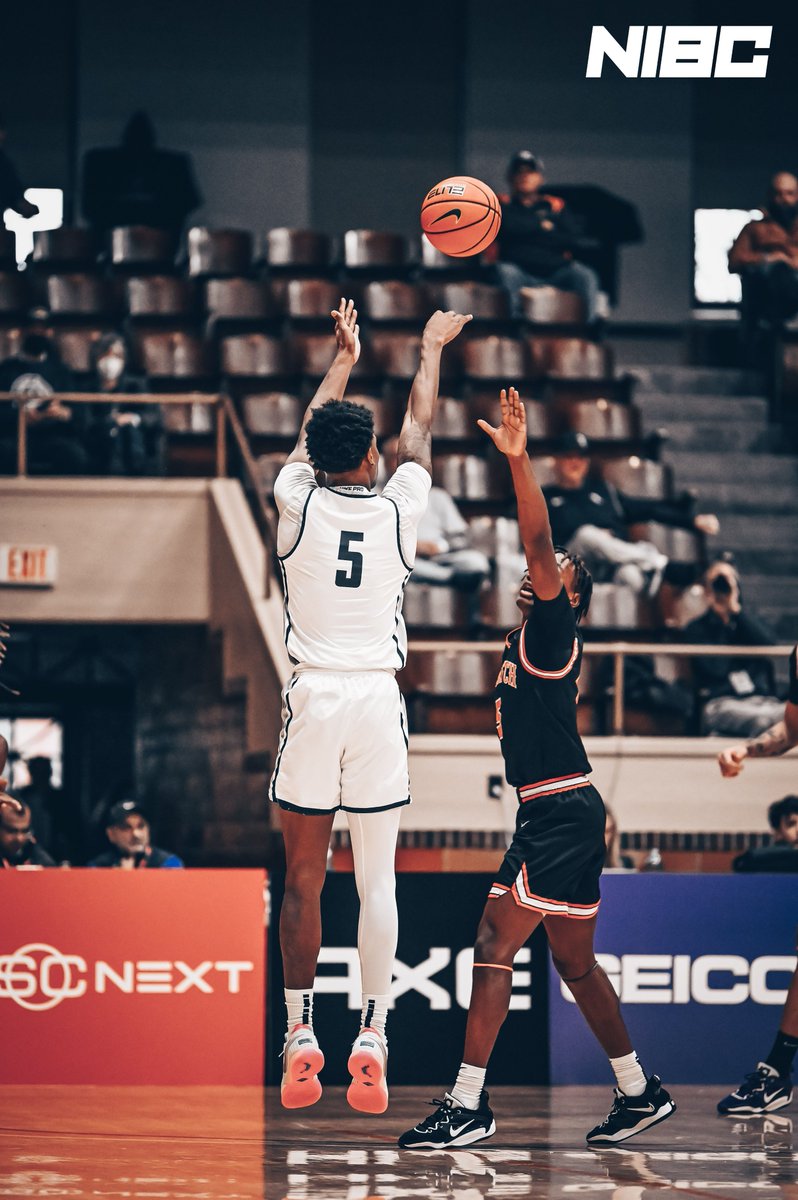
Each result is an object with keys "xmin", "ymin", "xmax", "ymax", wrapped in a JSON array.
[
  {"xmin": 87, "ymin": 334, "xmax": 161, "ymax": 475},
  {"xmin": 729, "ymin": 172, "xmax": 798, "ymax": 325},
  {"xmin": 88, "ymin": 800, "xmax": 183, "ymax": 869}
]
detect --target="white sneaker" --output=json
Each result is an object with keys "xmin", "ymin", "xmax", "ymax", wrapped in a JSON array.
[
  {"xmin": 280, "ymin": 1024, "xmax": 324, "ymax": 1109},
  {"xmin": 347, "ymin": 1027, "xmax": 389, "ymax": 1114}
]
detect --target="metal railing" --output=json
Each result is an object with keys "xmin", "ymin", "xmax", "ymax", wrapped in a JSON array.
[
  {"xmin": 406, "ymin": 640, "xmax": 795, "ymax": 735},
  {"xmin": 4, "ymin": 390, "xmax": 277, "ymax": 596}
]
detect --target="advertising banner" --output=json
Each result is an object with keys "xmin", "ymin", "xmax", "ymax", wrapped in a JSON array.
[
  {"xmin": 0, "ymin": 870, "xmax": 267, "ymax": 1084},
  {"xmin": 549, "ymin": 874, "xmax": 798, "ymax": 1085},
  {"xmin": 267, "ymin": 872, "xmax": 549, "ymax": 1085}
]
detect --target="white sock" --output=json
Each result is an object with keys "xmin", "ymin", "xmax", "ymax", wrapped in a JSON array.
[
  {"xmin": 285, "ymin": 988, "xmax": 313, "ymax": 1035},
  {"xmin": 361, "ymin": 994, "xmax": 390, "ymax": 1038},
  {"xmin": 451, "ymin": 1062, "xmax": 486, "ymax": 1111},
  {"xmin": 610, "ymin": 1050, "xmax": 647, "ymax": 1097}
]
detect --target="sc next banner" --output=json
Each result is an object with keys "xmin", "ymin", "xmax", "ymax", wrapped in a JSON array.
[
  {"xmin": 268, "ymin": 872, "xmax": 549, "ymax": 1085},
  {"xmin": 549, "ymin": 874, "xmax": 797, "ymax": 1085}
]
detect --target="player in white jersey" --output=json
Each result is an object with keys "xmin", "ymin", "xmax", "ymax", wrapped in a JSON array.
[{"xmin": 271, "ymin": 298, "xmax": 471, "ymax": 1113}]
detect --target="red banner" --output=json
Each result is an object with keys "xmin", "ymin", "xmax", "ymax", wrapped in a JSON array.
[{"xmin": 0, "ymin": 870, "xmax": 266, "ymax": 1084}]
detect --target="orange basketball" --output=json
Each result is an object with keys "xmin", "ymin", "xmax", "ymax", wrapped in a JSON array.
[{"xmin": 420, "ymin": 175, "xmax": 501, "ymax": 257}]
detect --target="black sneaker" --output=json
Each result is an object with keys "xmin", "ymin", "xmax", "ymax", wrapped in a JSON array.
[
  {"xmin": 718, "ymin": 1063, "xmax": 793, "ymax": 1115},
  {"xmin": 398, "ymin": 1091, "xmax": 496, "ymax": 1149},
  {"xmin": 586, "ymin": 1075, "xmax": 676, "ymax": 1146}
]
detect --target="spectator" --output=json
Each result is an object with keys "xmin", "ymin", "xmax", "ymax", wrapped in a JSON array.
[
  {"xmin": 682, "ymin": 559, "xmax": 783, "ymax": 737},
  {"xmin": 604, "ymin": 805, "xmax": 635, "ymax": 870},
  {"xmin": 0, "ymin": 332, "xmax": 88, "ymax": 475},
  {"xmin": 0, "ymin": 801, "xmax": 56, "ymax": 868},
  {"xmin": 18, "ymin": 756, "xmax": 77, "ymax": 863},
  {"xmin": 0, "ymin": 111, "xmax": 39, "ymax": 220},
  {"xmin": 494, "ymin": 150, "xmax": 600, "ymax": 321},
  {"xmin": 733, "ymin": 796, "xmax": 798, "ymax": 873},
  {"xmin": 81, "ymin": 111, "xmax": 202, "ymax": 238},
  {"xmin": 381, "ymin": 436, "xmax": 491, "ymax": 592},
  {"xmin": 729, "ymin": 172, "xmax": 798, "ymax": 326},
  {"xmin": 89, "ymin": 799, "xmax": 183, "ymax": 869},
  {"xmin": 542, "ymin": 432, "xmax": 719, "ymax": 595},
  {"xmin": 86, "ymin": 334, "xmax": 161, "ymax": 475}
]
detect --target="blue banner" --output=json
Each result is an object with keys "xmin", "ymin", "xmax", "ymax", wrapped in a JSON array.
[{"xmin": 549, "ymin": 874, "xmax": 798, "ymax": 1084}]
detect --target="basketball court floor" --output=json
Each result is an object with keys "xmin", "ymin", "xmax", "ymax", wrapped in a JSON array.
[{"xmin": 1, "ymin": 1084, "xmax": 795, "ymax": 1198}]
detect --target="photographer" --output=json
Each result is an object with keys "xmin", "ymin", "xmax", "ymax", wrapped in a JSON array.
[{"xmin": 682, "ymin": 560, "xmax": 782, "ymax": 737}]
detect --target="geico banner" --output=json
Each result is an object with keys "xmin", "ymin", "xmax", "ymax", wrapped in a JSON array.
[
  {"xmin": 267, "ymin": 873, "xmax": 549, "ymax": 1085},
  {"xmin": 0, "ymin": 870, "xmax": 266, "ymax": 1084},
  {"xmin": 548, "ymin": 874, "xmax": 798, "ymax": 1085}
]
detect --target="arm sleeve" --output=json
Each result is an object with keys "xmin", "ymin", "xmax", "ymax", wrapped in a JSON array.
[{"xmin": 520, "ymin": 586, "xmax": 579, "ymax": 677}]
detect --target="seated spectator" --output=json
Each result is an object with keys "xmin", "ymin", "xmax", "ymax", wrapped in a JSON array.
[
  {"xmin": 542, "ymin": 432, "xmax": 719, "ymax": 595},
  {"xmin": 733, "ymin": 795, "xmax": 798, "ymax": 873},
  {"xmin": 0, "ymin": 111, "xmax": 39, "ymax": 220},
  {"xmin": 82, "ymin": 111, "xmax": 202, "ymax": 238},
  {"xmin": 86, "ymin": 334, "xmax": 161, "ymax": 475},
  {"xmin": 89, "ymin": 799, "xmax": 183, "ymax": 869},
  {"xmin": 682, "ymin": 559, "xmax": 783, "ymax": 737},
  {"xmin": 0, "ymin": 801, "xmax": 56, "ymax": 868},
  {"xmin": 494, "ymin": 150, "xmax": 600, "ymax": 321},
  {"xmin": 604, "ymin": 805, "xmax": 635, "ymax": 870},
  {"xmin": 381, "ymin": 436, "xmax": 491, "ymax": 592},
  {"xmin": 0, "ymin": 332, "xmax": 88, "ymax": 475},
  {"xmin": 729, "ymin": 172, "xmax": 798, "ymax": 327}
]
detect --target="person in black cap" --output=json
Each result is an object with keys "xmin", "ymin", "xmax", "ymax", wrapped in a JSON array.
[
  {"xmin": 542, "ymin": 433, "xmax": 719, "ymax": 596},
  {"xmin": 494, "ymin": 152, "xmax": 600, "ymax": 321},
  {"xmin": 89, "ymin": 800, "xmax": 183, "ymax": 869}
]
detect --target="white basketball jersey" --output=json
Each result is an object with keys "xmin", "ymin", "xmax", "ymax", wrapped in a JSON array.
[{"xmin": 274, "ymin": 461, "xmax": 431, "ymax": 671}]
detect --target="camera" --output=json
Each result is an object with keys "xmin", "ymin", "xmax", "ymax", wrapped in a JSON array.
[{"xmin": 711, "ymin": 573, "xmax": 733, "ymax": 596}]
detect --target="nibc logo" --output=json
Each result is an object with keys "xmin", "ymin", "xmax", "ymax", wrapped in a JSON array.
[
  {"xmin": 586, "ymin": 25, "xmax": 772, "ymax": 78},
  {"xmin": 0, "ymin": 943, "xmax": 254, "ymax": 1010},
  {"xmin": 561, "ymin": 953, "xmax": 796, "ymax": 1006},
  {"xmin": 425, "ymin": 184, "xmax": 466, "ymax": 200}
]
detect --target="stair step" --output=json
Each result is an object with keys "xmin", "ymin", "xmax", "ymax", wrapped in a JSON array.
[
  {"xmin": 628, "ymin": 365, "xmax": 765, "ymax": 395},
  {"xmin": 638, "ymin": 394, "xmax": 769, "ymax": 422},
  {"xmin": 720, "ymin": 513, "xmax": 798, "ymax": 548},
  {"xmin": 663, "ymin": 451, "xmax": 798, "ymax": 484},
  {"xmin": 683, "ymin": 483, "xmax": 798, "ymax": 514},
  {"xmin": 734, "ymin": 547, "xmax": 798, "ymax": 574},
  {"xmin": 655, "ymin": 421, "xmax": 769, "ymax": 452}
]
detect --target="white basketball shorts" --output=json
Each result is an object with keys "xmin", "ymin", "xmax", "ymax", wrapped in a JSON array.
[{"xmin": 269, "ymin": 669, "xmax": 411, "ymax": 814}]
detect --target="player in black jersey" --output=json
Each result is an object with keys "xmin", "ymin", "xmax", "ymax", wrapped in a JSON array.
[
  {"xmin": 399, "ymin": 387, "xmax": 675, "ymax": 1150},
  {"xmin": 716, "ymin": 645, "xmax": 798, "ymax": 1115}
]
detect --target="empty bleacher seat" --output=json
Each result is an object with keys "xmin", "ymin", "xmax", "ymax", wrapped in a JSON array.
[
  {"xmin": 527, "ymin": 336, "xmax": 611, "ymax": 379},
  {"xmin": 32, "ymin": 228, "xmax": 97, "ymax": 271},
  {"xmin": 412, "ymin": 649, "xmax": 494, "ymax": 695},
  {"xmin": 363, "ymin": 281, "xmax": 429, "ymax": 322},
  {"xmin": 138, "ymin": 331, "xmax": 216, "ymax": 386},
  {"xmin": 418, "ymin": 234, "xmax": 474, "ymax": 276},
  {"xmin": 479, "ymin": 573, "xmax": 526, "ymax": 628},
  {"xmin": 126, "ymin": 276, "xmax": 197, "ymax": 320},
  {"xmin": 346, "ymin": 394, "xmax": 396, "ymax": 437},
  {"xmin": 289, "ymin": 332, "xmax": 378, "ymax": 382},
  {"xmin": 432, "ymin": 397, "xmax": 472, "ymax": 439},
  {"xmin": 437, "ymin": 282, "xmax": 510, "ymax": 322},
  {"xmin": 263, "ymin": 229, "xmax": 332, "ymax": 271},
  {"xmin": 469, "ymin": 393, "xmax": 551, "ymax": 439},
  {"xmin": 371, "ymin": 332, "xmax": 422, "ymax": 379},
  {"xmin": 284, "ymin": 278, "xmax": 344, "ymax": 321},
  {"xmin": 111, "ymin": 226, "xmax": 176, "ymax": 272},
  {"xmin": 204, "ymin": 278, "xmax": 279, "ymax": 325},
  {"xmin": 187, "ymin": 228, "xmax": 253, "ymax": 278},
  {"xmin": 221, "ymin": 334, "xmax": 291, "ymax": 380},
  {"xmin": 258, "ymin": 451, "xmax": 289, "ymax": 495},
  {"xmin": 461, "ymin": 336, "xmax": 526, "ymax": 380},
  {"xmin": 432, "ymin": 453, "xmax": 504, "ymax": 501},
  {"xmin": 564, "ymin": 398, "xmax": 639, "ymax": 441},
  {"xmin": 243, "ymin": 393, "xmax": 302, "ymax": 437},
  {"xmin": 343, "ymin": 230, "xmax": 406, "ymax": 272},
  {"xmin": 46, "ymin": 274, "xmax": 118, "ymax": 320},
  {"xmin": 53, "ymin": 328, "xmax": 116, "ymax": 375},
  {"xmin": 0, "ymin": 327, "xmax": 23, "ymax": 362},
  {"xmin": 602, "ymin": 456, "xmax": 671, "ymax": 499},
  {"xmin": 0, "ymin": 273, "xmax": 30, "ymax": 320},
  {"xmin": 581, "ymin": 582, "xmax": 650, "ymax": 630},
  {"xmin": 402, "ymin": 583, "xmax": 465, "ymax": 629},
  {"xmin": 520, "ymin": 286, "xmax": 586, "ymax": 325},
  {"xmin": 467, "ymin": 515, "xmax": 521, "ymax": 560}
]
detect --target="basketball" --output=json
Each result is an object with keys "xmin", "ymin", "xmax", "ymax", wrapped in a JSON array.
[{"xmin": 420, "ymin": 175, "xmax": 501, "ymax": 257}]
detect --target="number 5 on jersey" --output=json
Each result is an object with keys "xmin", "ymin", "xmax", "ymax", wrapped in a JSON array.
[{"xmin": 336, "ymin": 530, "xmax": 364, "ymax": 589}]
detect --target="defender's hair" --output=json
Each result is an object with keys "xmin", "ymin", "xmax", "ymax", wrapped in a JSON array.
[
  {"xmin": 305, "ymin": 399, "xmax": 374, "ymax": 474},
  {"xmin": 555, "ymin": 546, "xmax": 593, "ymax": 624},
  {"xmin": 767, "ymin": 794, "xmax": 798, "ymax": 832}
]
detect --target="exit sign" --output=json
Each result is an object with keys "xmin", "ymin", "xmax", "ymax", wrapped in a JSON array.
[{"xmin": 0, "ymin": 544, "xmax": 58, "ymax": 587}]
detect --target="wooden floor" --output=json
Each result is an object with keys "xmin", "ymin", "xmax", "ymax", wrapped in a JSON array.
[{"xmin": 0, "ymin": 1085, "xmax": 796, "ymax": 1198}]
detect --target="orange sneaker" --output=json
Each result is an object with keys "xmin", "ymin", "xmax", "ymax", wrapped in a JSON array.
[
  {"xmin": 347, "ymin": 1027, "xmax": 389, "ymax": 1114},
  {"xmin": 280, "ymin": 1024, "xmax": 324, "ymax": 1109}
]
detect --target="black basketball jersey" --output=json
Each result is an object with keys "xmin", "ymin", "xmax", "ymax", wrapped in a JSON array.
[{"xmin": 494, "ymin": 587, "xmax": 591, "ymax": 793}]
